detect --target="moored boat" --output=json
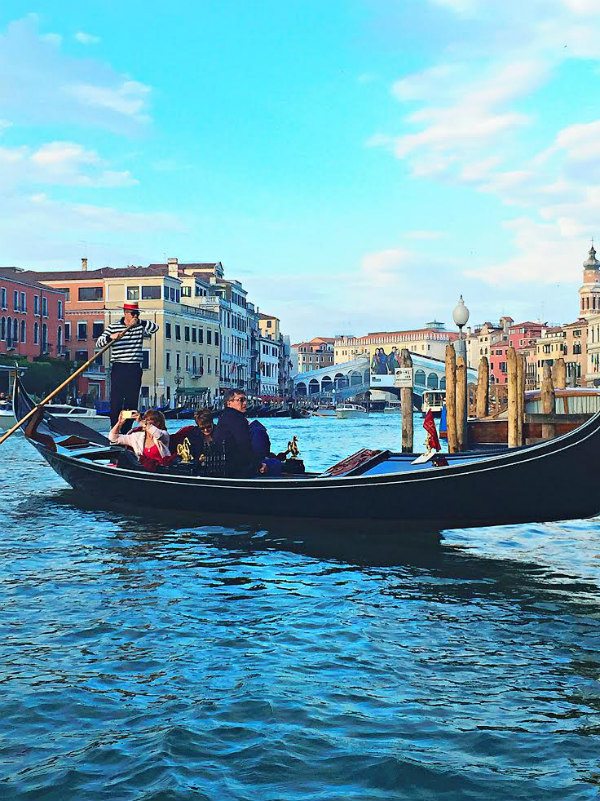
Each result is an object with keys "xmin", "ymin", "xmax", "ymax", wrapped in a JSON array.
[
  {"xmin": 422, "ymin": 390, "xmax": 445, "ymax": 417},
  {"xmin": 335, "ymin": 403, "xmax": 367, "ymax": 419},
  {"xmin": 0, "ymin": 400, "xmax": 109, "ymax": 432},
  {"xmin": 383, "ymin": 400, "xmax": 402, "ymax": 414}
]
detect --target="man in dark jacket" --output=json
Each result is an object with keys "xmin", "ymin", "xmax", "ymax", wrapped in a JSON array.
[{"xmin": 213, "ymin": 389, "xmax": 266, "ymax": 477}]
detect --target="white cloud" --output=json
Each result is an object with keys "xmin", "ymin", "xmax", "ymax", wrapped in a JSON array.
[
  {"xmin": 74, "ymin": 31, "xmax": 100, "ymax": 45},
  {"xmin": 0, "ymin": 140, "xmax": 138, "ymax": 188},
  {"xmin": 66, "ymin": 81, "xmax": 151, "ymax": 121},
  {"xmin": 361, "ymin": 248, "xmax": 411, "ymax": 286},
  {"xmin": 0, "ymin": 16, "xmax": 151, "ymax": 132}
]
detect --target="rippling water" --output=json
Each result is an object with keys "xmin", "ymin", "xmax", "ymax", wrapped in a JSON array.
[{"xmin": 0, "ymin": 415, "xmax": 598, "ymax": 800}]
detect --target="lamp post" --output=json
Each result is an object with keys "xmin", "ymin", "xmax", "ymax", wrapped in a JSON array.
[
  {"xmin": 452, "ymin": 295, "xmax": 470, "ymax": 362},
  {"xmin": 452, "ymin": 295, "xmax": 470, "ymax": 449}
]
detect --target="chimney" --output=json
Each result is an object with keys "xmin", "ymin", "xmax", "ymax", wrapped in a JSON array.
[
  {"xmin": 81, "ymin": 257, "xmax": 88, "ymax": 271},
  {"xmin": 167, "ymin": 257, "xmax": 179, "ymax": 278}
]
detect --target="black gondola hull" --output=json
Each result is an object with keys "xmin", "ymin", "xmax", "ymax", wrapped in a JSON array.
[{"xmin": 15, "ymin": 377, "xmax": 600, "ymax": 528}]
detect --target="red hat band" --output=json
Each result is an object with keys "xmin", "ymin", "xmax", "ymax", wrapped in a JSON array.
[{"xmin": 123, "ymin": 302, "xmax": 139, "ymax": 312}]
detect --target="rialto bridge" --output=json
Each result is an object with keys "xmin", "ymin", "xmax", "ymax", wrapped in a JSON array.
[{"xmin": 293, "ymin": 354, "xmax": 477, "ymax": 402}]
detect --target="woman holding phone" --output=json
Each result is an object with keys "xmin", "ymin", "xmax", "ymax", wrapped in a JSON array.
[{"xmin": 109, "ymin": 409, "xmax": 170, "ymax": 470}]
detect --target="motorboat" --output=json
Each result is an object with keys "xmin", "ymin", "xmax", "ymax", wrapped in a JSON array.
[
  {"xmin": 11, "ymin": 375, "xmax": 600, "ymax": 528},
  {"xmin": 383, "ymin": 400, "xmax": 402, "ymax": 414},
  {"xmin": 335, "ymin": 403, "xmax": 367, "ymax": 419},
  {"xmin": 421, "ymin": 390, "xmax": 445, "ymax": 417},
  {"xmin": 0, "ymin": 399, "xmax": 110, "ymax": 432}
]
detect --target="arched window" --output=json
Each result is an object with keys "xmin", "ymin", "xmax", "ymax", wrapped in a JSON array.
[
  {"xmin": 42, "ymin": 323, "xmax": 48, "ymax": 352},
  {"xmin": 414, "ymin": 369, "xmax": 426, "ymax": 387},
  {"xmin": 12, "ymin": 318, "xmax": 18, "ymax": 343},
  {"xmin": 57, "ymin": 326, "xmax": 62, "ymax": 351},
  {"xmin": 34, "ymin": 322, "xmax": 39, "ymax": 345},
  {"xmin": 20, "ymin": 320, "xmax": 26, "ymax": 343},
  {"xmin": 0, "ymin": 317, "xmax": 5, "ymax": 340},
  {"xmin": 6, "ymin": 316, "xmax": 12, "ymax": 347},
  {"xmin": 427, "ymin": 372, "xmax": 439, "ymax": 389}
]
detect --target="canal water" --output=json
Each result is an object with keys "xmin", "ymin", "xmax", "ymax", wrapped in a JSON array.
[{"xmin": 0, "ymin": 414, "xmax": 598, "ymax": 800}]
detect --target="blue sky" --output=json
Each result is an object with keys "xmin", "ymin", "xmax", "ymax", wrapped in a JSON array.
[{"xmin": 1, "ymin": 1, "xmax": 600, "ymax": 341}]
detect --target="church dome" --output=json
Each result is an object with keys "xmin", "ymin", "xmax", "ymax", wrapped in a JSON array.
[{"xmin": 583, "ymin": 245, "xmax": 599, "ymax": 269}]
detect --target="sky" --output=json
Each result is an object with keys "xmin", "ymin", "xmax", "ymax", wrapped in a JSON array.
[{"xmin": 1, "ymin": 0, "xmax": 600, "ymax": 342}]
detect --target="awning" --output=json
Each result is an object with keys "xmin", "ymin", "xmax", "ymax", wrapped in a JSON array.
[{"xmin": 175, "ymin": 387, "xmax": 210, "ymax": 395}]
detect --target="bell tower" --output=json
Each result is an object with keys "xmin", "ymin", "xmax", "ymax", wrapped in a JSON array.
[{"xmin": 579, "ymin": 242, "xmax": 600, "ymax": 319}]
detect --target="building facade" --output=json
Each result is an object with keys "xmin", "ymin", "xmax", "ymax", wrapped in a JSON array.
[
  {"xmin": 0, "ymin": 268, "xmax": 66, "ymax": 361},
  {"xmin": 292, "ymin": 337, "xmax": 335, "ymax": 373},
  {"xmin": 35, "ymin": 262, "xmax": 220, "ymax": 405},
  {"xmin": 334, "ymin": 326, "xmax": 456, "ymax": 366}
]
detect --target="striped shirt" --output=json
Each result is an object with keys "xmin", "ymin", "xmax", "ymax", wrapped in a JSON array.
[{"xmin": 96, "ymin": 319, "xmax": 159, "ymax": 364}]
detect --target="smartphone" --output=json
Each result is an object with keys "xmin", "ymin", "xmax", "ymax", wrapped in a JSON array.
[{"xmin": 121, "ymin": 410, "xmax": 137, "ymax": 419}]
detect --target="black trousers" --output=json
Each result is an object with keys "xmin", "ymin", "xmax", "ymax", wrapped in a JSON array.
[{"xmin": 109, "ymin": 362, "xmax": 143, "ymax": 432}]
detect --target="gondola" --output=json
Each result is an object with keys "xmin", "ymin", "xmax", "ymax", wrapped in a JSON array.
[{"xmin": 12, "ymin": 375, "xmax": 600, "ymax": 528}]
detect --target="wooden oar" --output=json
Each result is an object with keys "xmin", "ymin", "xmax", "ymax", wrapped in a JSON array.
[{"xmin": 0, "ymin": 326, "xmax": 129, "ymax": 446}]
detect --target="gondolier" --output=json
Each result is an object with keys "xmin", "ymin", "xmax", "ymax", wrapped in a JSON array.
[{"xmin": 96, "ymin": 302, "xmax": 159, "ymax": 431}]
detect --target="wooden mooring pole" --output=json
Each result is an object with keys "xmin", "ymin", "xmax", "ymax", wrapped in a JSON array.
[
  {"xmin": 541, "ymin": 364, "xmax": 556, "ymax": 440},
  {"xmin": 517, "ymin": 353, "xmax": 525, "ymax": 446},
  {"xmin": 476, "ymin": 356, "xmax": 489, "ymax": 418},
  {"xmin": 445, "ymin": 344, "xmax": 458, "ymax": 453},
  {"xmin": 456, "ymin": 355, "xmax": 467, "ymax": 451},
  {"xmin": 400, "ymin": 349, "xmax": 413, "ymax": 453},
  {"xmin": 507, "ymin": 346, "xmax": 518, "ymax": 447}
]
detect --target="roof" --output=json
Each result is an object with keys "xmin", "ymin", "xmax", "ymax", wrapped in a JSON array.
[
  {"xmin": 21, "ymin": 265, "xmax": 172, "ymax": 281},
  {"xmin": 0, "ymin": 267, "xmax": 67, "ymax": 293}
]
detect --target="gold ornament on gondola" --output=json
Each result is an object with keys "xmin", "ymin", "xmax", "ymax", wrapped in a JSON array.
[
  {"xmin": 286, "ymin": 435, "xmax": 299, "ymax": 459},
  {"xmin": 177, "ymin": 437, "xmax": 192, "ymax": 463}
]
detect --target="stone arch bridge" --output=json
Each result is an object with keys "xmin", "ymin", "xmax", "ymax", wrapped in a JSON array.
[{"xmin": 293, "ymin": 354, "xmax": 477, "ymax": 402}]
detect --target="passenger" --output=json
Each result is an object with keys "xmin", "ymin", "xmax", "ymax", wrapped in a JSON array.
[
  {"xmin": 213, "ymin": 389, "xmax": 267, "ymax": 477},
  {"xmin": 109, "ymin": 409, "xmax": 170, "ymax": 471}
]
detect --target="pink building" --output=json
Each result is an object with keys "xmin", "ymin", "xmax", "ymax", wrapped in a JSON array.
[{"xmin": 0, "ymin": 268, "xmax": 66, "ymax": 361}]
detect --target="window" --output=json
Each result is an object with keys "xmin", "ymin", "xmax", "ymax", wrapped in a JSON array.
[
  {"xmin": 78, "ymin": 286, "xmax": 103, "ymax": 302},
  {"xmin": 207, "ymin": 330, "xmax": 212, "ymax": 345},
  {"xmin": 42, "ymin": 323, "xmax": 48, "ymax": 351},
  {"xmin": 13, "ymin": 291, "xmax": 18, "ymax": 311},
  {"xmin": 182, "ymin": 286, "xmax": 191, "ymax": 297},
  {"xmin": 175, "ymin": 325, "xmax": 181, "ymax": 341},
  {"xmin": 141, "ymin": 285, "xmax": 161, "ymax": 300},
  {"xmin": 185, "ymin": 354, "xmax": 190, "ymax": 372},
  {"xmin": 12, "ymin": 318, "xmax": 18, "ymax": 342},
  {"xmin": 63, "ymin": 288, "xmax": 70, "ymax": 302},
  {"xmin": 126, "ymin": 286, "xmax": 139, "ymax": 301},
  {"xmin": 166, "ymin": 352, "xmax": 171, "ymax": 370},
  {"xmin": 207, "ymin": 357, "xmax": 211, "ymax": 374},
  {"xmin": 175, "ymin": 289, "xmax": 180, "ymax": 303},
  {"xmin": 198, "ymin": 328, "xmax": 204, "ymax": 344},
  {"xmin": 165, "ymin": 322, "xmax": 172, "ymax": 339},
  {"xmin": 266, "ymin": 320, "xmax": 272, "ymax": 328},
  {"xmin": 176, "ymin": 353, "xmax": 181, "ymax": 371},
  {"xmin": 192, "ymin": 328, "xmax": 197, "ymax": 343},
  {"xmin": 92, "ymin": 322, "xmax": 104, "ymax": 339},
  {"xmin": 0, "ymin": 288, "xmax": 6, "ymax": 309},
  {"xmin": 42, "ymin": 297, "xmax": 48, "ymax": 317},
  {"xmin": 164, "ymin": 286, "xmax": 170, "ymax": 301},
  {"xmin": 20, "ymin": 320, "xmax": 26, "ymax": 343},
  {"xmin": 77, "ymin": 322, "xmax": 88, "ymax": 340},
  {"xmin": 20, "ymin": 293, "xmax": 26, "ymax": 312},
  {"xmin": 141, "ymin": 350, "xmax": 150, "ymax": 370},
  {"xmin": 169, "ymin": 287, "xmax": 176, "ymax": 302},
  {"xmin": 34, "ymin": 322, "xmax": 39, "ymax": 344},
  {"xmin": 65, "ymin": 322, "xmax": 71, "ymax": 341},
  {"xmin": 215, "ymin": 358, "xmax": 218, "ymax": 375},
  {"xmin": 192, "ymin": 356, "xmax": 197, "ymax": 375},
  {"xmin": 184, "ymin": 326, "xmax": 190, "ymax": 342},
  {"xmin": 75, "ymin": 350, "xmax": 88, "ymax": 363},
  {"xmin": 215, "ymin": 331, "xmax": 219, "ymax": 346},
  {"xmin": 200, "ymin": 356, "xmax": 204, "ymax": 374},
  {"xmin": 57, "ymin": 300, "xmax": 63, "ymax": 319}
]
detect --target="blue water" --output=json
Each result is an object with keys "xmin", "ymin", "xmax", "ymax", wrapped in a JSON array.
[{"xmin": 0, "ymin": 414, "xmax": 599, "ymax": 800}]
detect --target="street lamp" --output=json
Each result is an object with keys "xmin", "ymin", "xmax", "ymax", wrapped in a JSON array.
[{"xmin": 452, "ymin": 295, "xmax": 470, "ymax": 362}]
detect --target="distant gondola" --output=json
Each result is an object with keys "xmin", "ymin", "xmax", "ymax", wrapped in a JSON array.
[{"xmin": 12, "ymin": 375, "xmax": 600, "ymax": 528}]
